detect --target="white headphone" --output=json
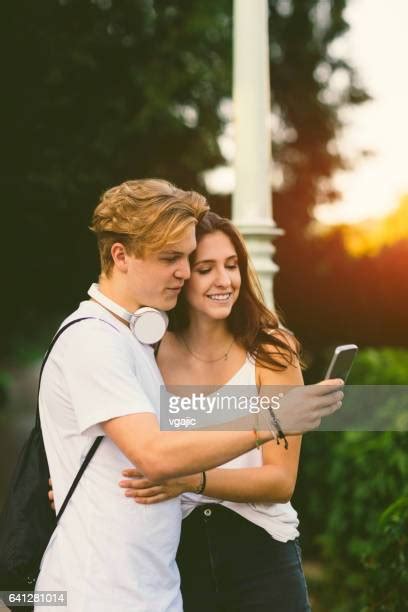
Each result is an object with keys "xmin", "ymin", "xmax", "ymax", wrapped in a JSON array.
[{"xmin": 87, "ymin": 283, "xmax": 169, "ymax": 345}]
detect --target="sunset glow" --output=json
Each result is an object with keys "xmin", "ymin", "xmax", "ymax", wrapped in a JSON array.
[{"xmin": 314, "ymin": 0, "xmax": 408, "ymax": 226}]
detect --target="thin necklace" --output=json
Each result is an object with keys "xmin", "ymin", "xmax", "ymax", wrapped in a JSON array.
[{"xmin": 179, "ymin": 334, "xmax": 235, "ymax": 363}]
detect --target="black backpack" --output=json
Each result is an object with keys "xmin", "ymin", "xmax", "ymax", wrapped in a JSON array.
[{"xmin": 0, "ymin": 318, "xmax": 103, "ymax": 610}]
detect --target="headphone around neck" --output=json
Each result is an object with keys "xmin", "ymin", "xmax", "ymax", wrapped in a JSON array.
[{"xmin": 87, "ymin": 283, "xmax": 168, "ymax": 345}]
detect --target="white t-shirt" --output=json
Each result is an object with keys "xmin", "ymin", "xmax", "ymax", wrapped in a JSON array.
[
  {"xmin": 35, "ymin": 301, "xmax": 182, "ymax": 612},
  {"xmin": 181, "ymin": 356, "xmax": 300, "ymax": 543}
]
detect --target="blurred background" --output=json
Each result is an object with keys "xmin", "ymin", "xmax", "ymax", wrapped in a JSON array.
[{"xmin": 0, "ymin": 1, "xmax": 407, "ymax": 609}]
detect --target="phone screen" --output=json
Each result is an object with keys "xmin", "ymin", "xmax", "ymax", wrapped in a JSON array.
[{"xmin": 325, "ymin": 345, "xmax": 358, "ymax": 382}]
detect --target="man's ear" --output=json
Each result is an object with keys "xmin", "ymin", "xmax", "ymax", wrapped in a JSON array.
[{"xmin": 111, "ymin": 242, "xmax": 129, "ymax": 272}]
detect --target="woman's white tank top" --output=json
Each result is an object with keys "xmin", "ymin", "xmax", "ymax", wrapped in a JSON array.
[{"xmin": 180, "ymin": 355, "xmax": 300, "ymax": 542}]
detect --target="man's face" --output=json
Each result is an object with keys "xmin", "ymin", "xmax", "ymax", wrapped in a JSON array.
[{"xmin": 126, "ymin": 224, "xmax": 196, "ymax": 311}]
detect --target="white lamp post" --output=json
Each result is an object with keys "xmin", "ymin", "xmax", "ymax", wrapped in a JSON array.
[{"xmin": 232, "ymin": 0, "xmax": 283, "ymax": 309}]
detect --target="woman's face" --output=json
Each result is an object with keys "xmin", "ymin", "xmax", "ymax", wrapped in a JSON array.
[{"xmin": 183, "ymin": 230, "xmax": 241, "ymax": 320}]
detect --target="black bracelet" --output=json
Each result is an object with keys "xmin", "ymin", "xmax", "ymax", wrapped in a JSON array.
[
  {"xmin": 268, "ymin": 408, "xmax": 289, "ymax": 450},
  {"xmin": 196, "ymin": 471, "xmax": 207, "ymax": 494}
]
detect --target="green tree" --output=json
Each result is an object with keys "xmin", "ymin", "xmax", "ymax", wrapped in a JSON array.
[
  {"xmin": 0, "ymin": 0, "xmax": 368, "ymax": 363},
  {"xmin": 1, "ymin": 0, "xmax": 233, "ymax": 361},
  {"xmin": 294, "ymin": 349, "xmax": 408, "ymax": 610}
]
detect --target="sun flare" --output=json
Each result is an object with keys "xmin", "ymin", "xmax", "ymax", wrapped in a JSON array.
[{"xmin": 337, "ymin": 196, "xmax": 408, "ymax": 257}]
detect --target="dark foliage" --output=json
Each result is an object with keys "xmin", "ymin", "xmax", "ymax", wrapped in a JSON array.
[{"xmin": 2, "ymin": 0, "xmax": 393, "ymax": 366}]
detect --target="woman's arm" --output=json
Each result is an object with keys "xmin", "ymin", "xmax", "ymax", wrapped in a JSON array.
[
  {"xmin": 191, "ymin": 457, "xmax": 300, "ymax": 504},
  {"xmin": 119, "ymin": 454, "xmax": 300, "ymax": 505},
  {"xmin": 201, "ymin": 330, "xmax": 304, "ymax": 503}
]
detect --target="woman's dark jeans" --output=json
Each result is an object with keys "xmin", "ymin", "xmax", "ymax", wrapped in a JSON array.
[{"xmin": 177, "ymin": 504, "xmax": 311, "ymax": 612}]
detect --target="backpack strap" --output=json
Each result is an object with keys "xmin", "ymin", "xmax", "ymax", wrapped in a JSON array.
[
  {"xmin": 35, "ymin": 317, "xmax": 95, "ymax": 429},
  {"xmin": 56, "ymin": 436, "xmax": 102, "ymax": 522},
  {"xmin": 36, "ymin": 316, "xmax": 105, "ymax": 523}
]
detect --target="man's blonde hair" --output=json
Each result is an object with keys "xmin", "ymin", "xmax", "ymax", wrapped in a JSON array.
[{"xmin": 90, "ymin": 179, "xmax": 209, "ymax": 275}]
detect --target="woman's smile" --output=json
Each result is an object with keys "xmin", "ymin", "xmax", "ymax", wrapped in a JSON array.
[{"xmin": 206, "ymin": 292, "xmax": 233, "ymax": 303}]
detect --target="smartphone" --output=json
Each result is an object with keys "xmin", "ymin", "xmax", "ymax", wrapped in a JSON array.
[{"xmin": 325, "ymin": 344, "xmax": 358, "ymax": 382}]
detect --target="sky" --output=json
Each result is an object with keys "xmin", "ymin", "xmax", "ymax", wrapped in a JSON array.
[
  {"xmin": 315, "ymin": 0, "xmax": 408, "ymax": 225},
  {"xmin": 205, "ymin": 0, "xmax": 408, "ymax": 226}
]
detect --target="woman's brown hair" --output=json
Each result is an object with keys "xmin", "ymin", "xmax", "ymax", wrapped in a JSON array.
[{"xmin": 169, "ymin": 212, "xmax": 302, "ymax": 371}]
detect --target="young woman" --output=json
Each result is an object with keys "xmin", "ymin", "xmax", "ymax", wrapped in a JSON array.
[{"xmin": 120, "ymin": 212, "xmax": 311, "ymax": 611}]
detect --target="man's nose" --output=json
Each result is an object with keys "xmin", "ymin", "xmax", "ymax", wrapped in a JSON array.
[{"xmin": 174, "ymin": 259, "xmax": 191, "ymax": 280}]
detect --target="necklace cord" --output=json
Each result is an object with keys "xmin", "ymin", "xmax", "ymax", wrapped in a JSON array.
[{"xmin": 179, "ymin": 334, "xmax": 235, "ymax": 363}]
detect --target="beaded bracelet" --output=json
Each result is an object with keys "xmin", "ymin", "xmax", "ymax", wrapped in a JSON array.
[
  {"xmin": 254, "ymin": 412, "xmax": 279, "ymax": 448},
  {"xmin": 268, "ymin": 407, "xmax": 289, "ymax": 449},
  {"xmin": 194, "ymin": 471, "xmax": 207, "ymax": 495}
]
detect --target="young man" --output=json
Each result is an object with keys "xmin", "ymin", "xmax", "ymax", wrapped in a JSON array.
[{"xmin": 36, "ymin": 179, "xmax": 343, "ymax": 611}]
